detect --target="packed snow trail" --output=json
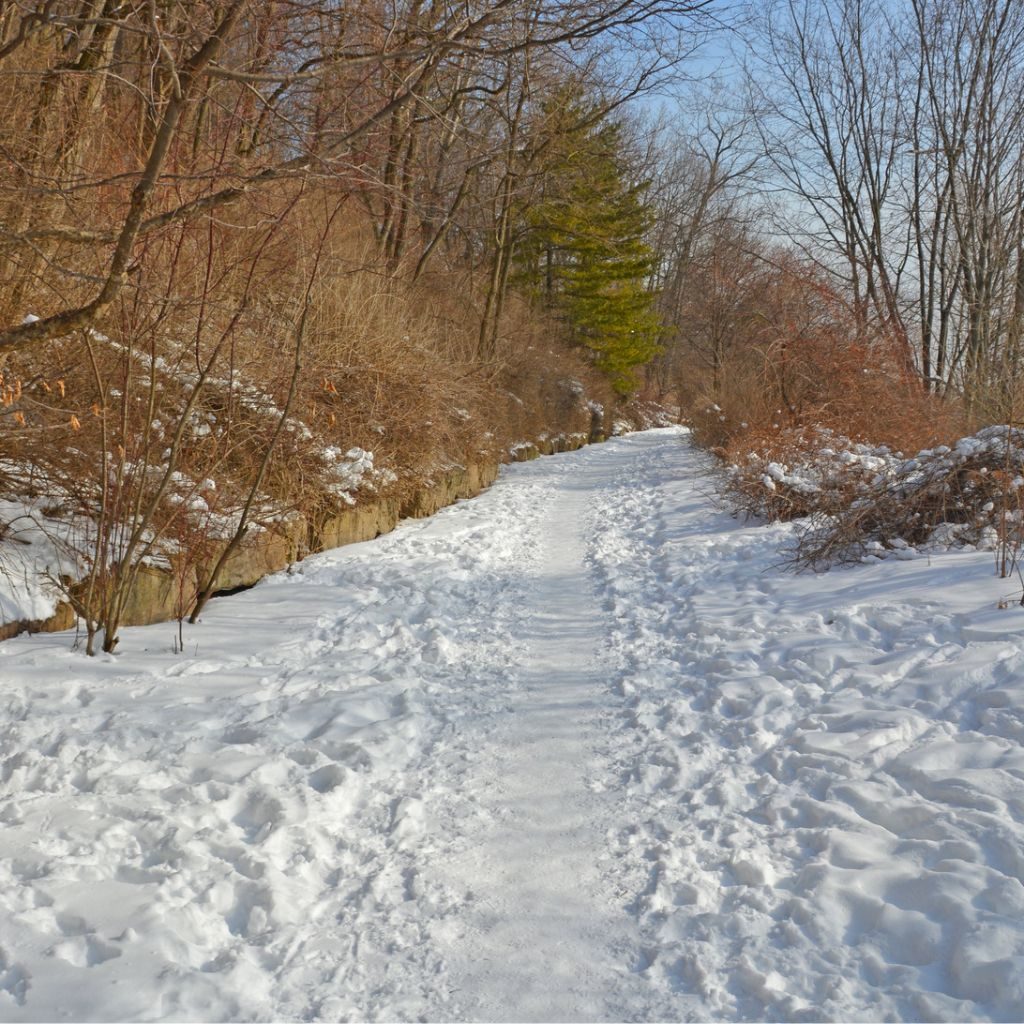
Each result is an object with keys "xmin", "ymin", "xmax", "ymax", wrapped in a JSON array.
[
  {"xmin": 1, "ymin": 429, "xmax": 1024, "ymax": 1022},
  {"xmin": 415, "ymin": 444, "xmax": 673, "ymax": 1021}
]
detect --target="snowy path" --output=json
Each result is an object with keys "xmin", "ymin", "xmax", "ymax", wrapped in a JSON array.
[
  {"xmin": 2, "ymin": 430, "xmax": 1024, "ymax": 1022},
  {"xmin": 418, "ymin": 443, "xmax": 670, "ymax": 1022}
]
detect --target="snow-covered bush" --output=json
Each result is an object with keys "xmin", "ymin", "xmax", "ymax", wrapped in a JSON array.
[
  {"xmin": 720, "ymin": 425, "xmax": 1024, "ymax": 572},
  {"xmin": 716, "ymin": 421, "xmax": 1024, "ymax": 573},
  {"xmin": 793, "ymin": 426, "xmax": 1024, "ymax": 570},
  {"xmin": 719, "ymin": 427, "xmax": 899, "ymax": 522}
]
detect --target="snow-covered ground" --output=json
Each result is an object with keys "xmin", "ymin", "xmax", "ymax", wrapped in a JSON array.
[{"xmin": 1, "ymin": 429, "xmax": 1024, "ymax": 1022}]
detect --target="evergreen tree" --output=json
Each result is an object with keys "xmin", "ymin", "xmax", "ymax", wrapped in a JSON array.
[{"xmin": 516, "ymin": 98, "xmax": 662, "ymax": 394}]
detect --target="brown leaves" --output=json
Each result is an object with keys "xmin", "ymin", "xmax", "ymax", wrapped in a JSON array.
[{"xmin": 1, "ymin": 375, "xmax": 21, "ymax": 406}]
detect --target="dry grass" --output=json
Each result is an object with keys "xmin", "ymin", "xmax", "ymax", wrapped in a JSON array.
[{"xmin": 0, "ymin": 198, "xmax": 622, "ymax": 631}]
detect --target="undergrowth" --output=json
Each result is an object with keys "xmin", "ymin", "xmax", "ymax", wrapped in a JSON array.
[
  {"xmin": 0, "ymin": 209, "xmax": 634, "ymax": 650},
  {"xmin": 714, "ymin": 424, "xmax": 1024, "ymax": 583}
]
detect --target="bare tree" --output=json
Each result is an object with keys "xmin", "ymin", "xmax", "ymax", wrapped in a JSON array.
[
  {"xmin": 644, "ymin": 94, "xmax": 760, "ymax": 397},
  {"xmin": 910, "ymin": 0, "xmax": 1024, "ymax": 411},
  {"xmin": 748, "ymin": 0, "xmax": 1024, "ymax": 415},
  {"xmin": 750, "ymin": 0, "xmax": 915, "ymax": 374}
]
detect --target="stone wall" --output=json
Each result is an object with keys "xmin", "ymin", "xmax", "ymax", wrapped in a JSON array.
[
  {"xmin": 1, "ymin": 429, "xmax": 611, "ymax": 642},
  {"xmin": 1, "ymin": 455, "xmax": 508, "ymax": 641}
]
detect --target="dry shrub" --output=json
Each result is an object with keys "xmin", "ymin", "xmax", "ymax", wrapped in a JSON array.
[
  {"xmin": 692, "ymin": 256, "xmax": 1019, "ymax": 573},
  {"xmin": 686, "ymin": 252, "xmax": 966, "ymax": 457},
  {"xmin": 715, "ymin": 417, "xmax": 1024, "ymax": 579},
  {"xmin": 792, "ymin": 427, "xmax": 1024, "ymax": 571},
  {"xmin": 620, "ymin": 395, "xmax": 680, "ymax": 429},
  {"xmin": 717, "ymin": 422, "xmax": 1024, "ymax": 572},
  {"xmin": 690, "ymin": 256, "xmax": 1011, "ymax": 573},
  {"xmin": 490, "ymin": 293, "xmax": 615, "ymax": 445},
  {"xmin": 718, "ymin": 426, "xmax": 898, "ymax": 523},
  {"xmin": 692, "ymin": 337, "xmax": 963, "ymax": 458},
  {"xmin": 689, "ymin": 371, "xmax": 777, "ymax": 452},
  {"xmin": 284, "ymin": 254, "xmax": 483, "ymax": 506}
]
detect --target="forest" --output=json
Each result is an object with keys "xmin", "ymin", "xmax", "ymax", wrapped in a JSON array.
[{"xmin": 2, "ymin": 0, "xmax": 1024, "ymax": 651}]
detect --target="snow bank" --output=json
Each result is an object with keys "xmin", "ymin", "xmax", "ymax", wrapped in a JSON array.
[
  {"xmin": 0, "ymin": 499, "xmax": 82, "ymax": 624},
  {"xmin": 594, "ymin": 431, "xmax": 1024, "ymax": 1021},
  {"xmin": 0, "ymin": 430, "xmax": 1023, "ymax": 1021}
]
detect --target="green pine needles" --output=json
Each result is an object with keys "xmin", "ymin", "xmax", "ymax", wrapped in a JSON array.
[{"xmin": 516, "ymin": 95, "xmax": 663, "ymax": 395}]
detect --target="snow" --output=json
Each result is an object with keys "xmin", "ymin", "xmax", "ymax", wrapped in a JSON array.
[
  {"xmin": 320, "ymin": 446, "xmax": 393, "ymax": 504},
  {"xmin": 0, "ymin": 433, "xmax": 361, "ymax": 608},
  {"xmin": 0, "ymin": 498, "xmax": 82, "ymax": 623},
  {"xmin": 733, "ymin": 430, "xmax": 900, "ymax": 505},
  {"xmin": 1, "ymin": 429, "xmax": 1024, "ymax": 1021}
]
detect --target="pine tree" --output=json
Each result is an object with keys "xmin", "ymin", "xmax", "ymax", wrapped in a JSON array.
[{"xmin": 516, "ymin": 98, "xmax": 662, "ymax": 394}]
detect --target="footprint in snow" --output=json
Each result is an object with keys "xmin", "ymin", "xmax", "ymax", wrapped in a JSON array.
[
  {"xmin": 0, "ymin": 959, "xmax": 29, "ymax": 1005},
  {"xmin": 49, "ymin": 934, "xmax": 122, "ymax": 968}
]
